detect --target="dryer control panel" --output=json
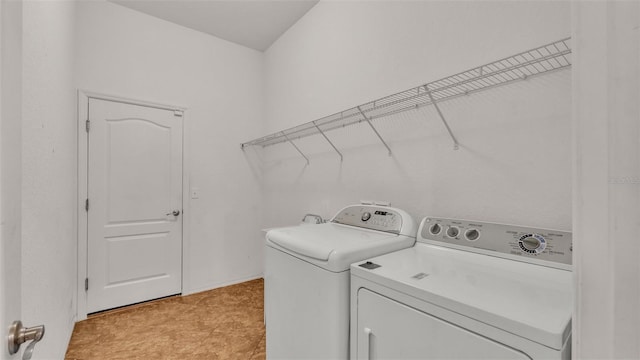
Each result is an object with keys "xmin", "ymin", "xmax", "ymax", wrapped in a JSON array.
[
  {"xmin": 419, "ymin": 217, "xmax": 572, "ymax": 269},
  {"xmin": 331, "ymin": 205, "xmax": 417, "ymax": 237}
]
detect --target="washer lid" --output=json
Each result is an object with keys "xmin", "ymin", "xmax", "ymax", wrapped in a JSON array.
[
  {"xmin": 266, "ymin": 223, "xmax": 415, "ymax": 272},
  {"xmin": 351, "ymin": 243, "xmax": 573, "ymax": 350}
]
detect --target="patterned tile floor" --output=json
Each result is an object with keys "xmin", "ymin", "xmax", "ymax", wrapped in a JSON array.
[{"xmin": 65, "ymin": 279, "xmax": 265, "ymax": 359}]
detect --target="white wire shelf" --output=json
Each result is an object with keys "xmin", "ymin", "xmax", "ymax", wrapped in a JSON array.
[{"xmin": 242, "ymin": 37, "xmax": 571, "ymax": 160}]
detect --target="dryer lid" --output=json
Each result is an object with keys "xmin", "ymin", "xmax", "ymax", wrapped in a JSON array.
[{"xmin": 351, "ymin": 243, "xmax": 573, "ymax": 350}]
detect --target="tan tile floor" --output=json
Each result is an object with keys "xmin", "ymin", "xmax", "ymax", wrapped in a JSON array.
[{"xmin": 65, "ymin": 279, "xmax": 265, "ymax": 360}]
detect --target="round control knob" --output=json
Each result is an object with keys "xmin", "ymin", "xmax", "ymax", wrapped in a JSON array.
[
  {"xmin": 518, "ymin": 233, "xmax": 547, "ymax": 254},
  {"xmin": 464, "ymin": 228, "xmax": 480, "ymax": 241},
  {"xmin": 446, "ymin": 226, "xmax": 460, "ymax": 238},
  {"xmin": 361, "ymin": 212, "xmax": 371, "ymax": 222},
  {"xmin": 429, "ymin": 223, "xmax": 442, "ymax": 235}
]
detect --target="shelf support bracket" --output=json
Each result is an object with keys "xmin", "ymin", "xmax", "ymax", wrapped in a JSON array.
[
  {"xmin": 282, "ymin": 132, "xmax": 309, "ymax": 165},
  {"xmin": 357, "ymin": 106, "xmax": 392, "ymax": 156},
  {"xmin": 312, "ymin": 121, "xmax": 343, "ymax": 161},
  {"xmin": 426, "ymin": 86, "xmax": 459, "ymax": 150}
]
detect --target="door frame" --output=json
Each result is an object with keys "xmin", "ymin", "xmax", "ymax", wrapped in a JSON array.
[{"xmin": 76, "ymin": 90, "xmax": 190, "ymax": 320}]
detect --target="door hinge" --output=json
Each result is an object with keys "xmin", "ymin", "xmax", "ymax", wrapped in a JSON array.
[
  {"xmin": 85, "ymin": 198, "xmax": 89, "ymax": 211},
  {"xmin": 85, "ymin": 278, "xmax": 89, "ymax": 291},
  {"xmin": 85, "ymin": 119, "xmax": 90, "ymax": 132},
  {"xmin": 173, "ymin": 110, "xmax": 183, "ymax": 117}
]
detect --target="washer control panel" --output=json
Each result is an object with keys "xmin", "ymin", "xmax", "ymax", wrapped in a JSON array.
[
  {"xmin": 419, "ymin": 217, "xmax": 572, "ymax": 268},
  {"xmin": 332, "ymin": 205, "xmax": 411, "ymax": 235}
]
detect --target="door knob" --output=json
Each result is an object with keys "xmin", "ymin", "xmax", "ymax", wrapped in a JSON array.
[
  {"xmin": 7, "ymin": 321, "xmax": 45, "ymax": 360},
  {"xmin": 166, "ymin": 210, "xmax": 180, "ymax": 216}
]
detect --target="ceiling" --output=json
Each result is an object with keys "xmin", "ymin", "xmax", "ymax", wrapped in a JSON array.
[{"xmin": 110, "ymin": 0, "xmax": 319, "ymax": 51}]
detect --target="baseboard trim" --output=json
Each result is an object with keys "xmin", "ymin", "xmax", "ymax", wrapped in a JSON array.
[{"xmin": 183, "ymin": 273, "xmax": 264, "ymax": 296}]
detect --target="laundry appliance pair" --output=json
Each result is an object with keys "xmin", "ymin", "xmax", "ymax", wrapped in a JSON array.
[{"xmin": 264, "ymin": 204, "xmax": 572, "ymax": 360}]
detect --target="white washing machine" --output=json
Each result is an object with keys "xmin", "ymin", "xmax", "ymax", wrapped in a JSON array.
[
  {"xmin": 265, "ymin": 204, "xmax": 418, "ymax": 359},
  {"xmin": 350, "ymin": 216, "xmax": 573, "ymax": 360}
]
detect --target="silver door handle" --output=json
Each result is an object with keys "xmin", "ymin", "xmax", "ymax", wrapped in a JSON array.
[
  {"xmin": 166, "ymin": 210, "xmax": 180, "ymax": 216},
  {"xmin": 8, "ymin": 321, "xmax": 45, "ymax": 360}
]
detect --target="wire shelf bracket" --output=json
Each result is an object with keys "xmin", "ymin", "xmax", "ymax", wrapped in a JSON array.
[
  {"xmin": 313, "ymin": 120, "xmax": 343, "ymax": 161},
  {"xmin": 242, "ymin": 37, "xmax": 571, "ymax": 160},
  {"xmin": 426, "ymin": 85, "xmax": 459, "ymax": 150},
  {"xmin": 357, "ymin": 105, "xmax": 392, "ymax": 156},
  {"xmin": 283, "ymin": 132, "xmax": 309, "ymax": 165}
]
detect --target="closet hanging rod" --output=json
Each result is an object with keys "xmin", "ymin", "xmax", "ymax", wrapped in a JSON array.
[{"xmin": 241, "ymin": 37, "xmax": 571, "ymax": 149}]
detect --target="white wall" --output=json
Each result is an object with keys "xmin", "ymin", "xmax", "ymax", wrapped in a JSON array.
[
  {"xmin": 14, "ymin": 2, "xmax": 638, "ymax": 359},
  {"xmin": 1, "ymin": 0, "xmax": 22, "ymax": 359},
  {"xmin": 21, "ymin": 1, "xmax": 78, "ymax": 358},
  {"xmin": 262, "ymin": 1, "xmax": 572, "ymax": 231},
  {"xmin": 572, "ymin": 1, "xmax": 640, "ymax": 358},
  {"xmin": 75, "ymin": 1, "xmax": 265, "ymax": 295}
]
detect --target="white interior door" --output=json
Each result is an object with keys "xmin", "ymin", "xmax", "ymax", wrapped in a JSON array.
[{"xmin": 87, "ymin": 98, "xmax": 183, "ymax": 313}]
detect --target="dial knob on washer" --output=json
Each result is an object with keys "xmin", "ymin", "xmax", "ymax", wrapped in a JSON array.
[
  {"xmin": 465, "ymin": 228, "xmax": 480, "ymax": 241},
  {"xmin": 521, "ymin": 237, "xmax": 541, "ymax": 251},
  {"xmin": 361, "ymin": 212, "xmax": 371, "ymax": 221},
  {"xmin": 429, "ymin": 223, "xmax": 442, "ymax": 235},
  {"xmin": 446, "ymin": 226, "xmax": 460, "ymax": 238},
  {"xmin": 518, "ymin": 233, "xmax": 546, "ymax": 254}
]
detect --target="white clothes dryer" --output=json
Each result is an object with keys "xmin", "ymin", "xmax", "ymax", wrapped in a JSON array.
[
  {"xmin": 350, "ymin": 217, "xmax": 573, "ymax": 360},
  {"xmin": 265, "ymin": 204, "xmax": 417, "ymax": 360}
]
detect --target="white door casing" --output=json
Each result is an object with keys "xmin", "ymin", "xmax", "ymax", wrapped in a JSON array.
[
  {"xmin": 81, "ymin": 95, "xmax": 185, "ymax": 314},
  {"xmin": 1, "ymin": 0, "xmax": 22, "ymax": 358}
]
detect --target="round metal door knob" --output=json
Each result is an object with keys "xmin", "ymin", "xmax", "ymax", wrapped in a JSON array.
[{"xmin": 8, "ymin": 320, "xmax": 45, "ymax": 358}]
